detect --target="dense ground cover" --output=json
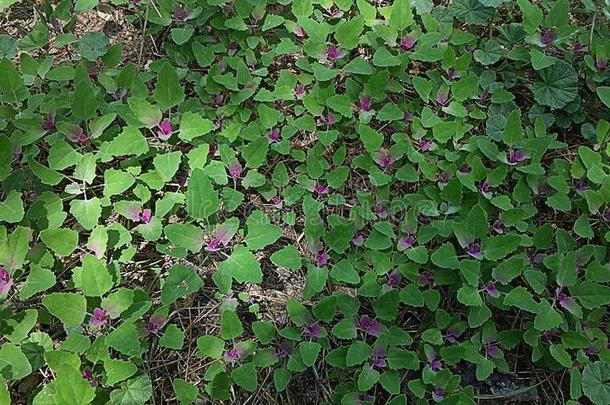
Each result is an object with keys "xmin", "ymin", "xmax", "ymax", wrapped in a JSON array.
[{"xmin": 0, "ymin": 0, "xmax": 610, "ymax": 403}]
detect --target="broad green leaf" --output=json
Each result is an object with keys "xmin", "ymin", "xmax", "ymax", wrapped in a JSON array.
[
  {"xmin": 104, "ymin": 359, "xmax": 138, "ymax": 386},
  {"xmin": 582, "ymin": 362, "xmax": 610, "ymax": 404},
  {"xmin": 69, "ymin": 198, "xmax": 101, "ymax": 230},
  {"xmin": 0, "ymin": 191, "xmax": 24, "ymax": 223},
  {"xmin": 107, "ymin": 322, "xmax": 142, "ymax": 357},
  {"xmin": 73, "ymin": 255, "xmax": 113, "ymax": 297},
  {"xmin": 0, "ymin": 343, "xmax": 31, "ymax": 379},
  {"xmin": 103, "ymin": 127, "xmax": 149, "ymax": 157},
  {"xmin": 109, "ymin": 374, "xmax": 152, "ymax": 404},
  {"xmin": 220, "ymin": 310, "xmax": 243, "ymax": 340},
  {"xmin": 0, "ymin": 58, "xmax": 28, "ymax": 103},
  {"xmin": 335, "ymin": 17, "xmax": 365, "ymax": 50},
  {"xmin": 186, "ymin": 169, "xmax": 220, "ymax": 219},
  {"xmin": 244, "ymin": 213, "xmax": 283, "ymax": 251},
  {"xmin": 533, "ymin": 61, "xmax": 578, "ymax": 109},
  {"xmin": 40, "ymin": 228, "xmax": 78, "ymax": 256},
  {"xmin": 178, "ymin": 112, "xmax": 214, "ymax": 142},
  {"xmin": 161, "ymin": 264, "xmax": 203, "ymax": 305},
  {"xmin": 164, "ymin": 223, "xmax": 204, "ymax": 252},
  {"xmin": 219, "ymin": 245, "xmax": 263, "ymax": 283},
  {"xmin": 19, "ymin": 264, "xmax": 56, "ymax": 300},
  {"xmin": 270, "ymin": 246, "xmax": 302, "ymax": 270},
  {"xmin": 597, "ymin": 87, "xmax": 610, "ymax": 109},
  {"xmin": 389, "ymin": 0, "xmax": 413, "ymax": 30},
  {"xmin": 155, "ymin": 63, "xmax": 185, "ymax": 111},
  {"xmin": 431, "ymin": 243, "xmax": 460, "ymax": 269},
  {"xmin": 42, "ymin": 293, "xmax": 87, "ymax": 326}
]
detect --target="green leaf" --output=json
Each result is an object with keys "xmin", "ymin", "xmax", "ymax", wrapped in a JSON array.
[
  {"xmin": 196, "ymin": 335, "xmax": 225, "ymax": 359},
  {"xmin": 517, "ymin": 0, "xmax": 543, "ymax": 33},
  {"xmin": 103, "ymin": 169, "xmax": 135, "ymax": 197},
  {"xmin": 346, "ymin": 341, "xmax": 372, "ymax": 366},
  {"xmin": 482, "ymin": 235, "xmax": 521, "ymax": 261},
  {"xmin": 0, "ymin": 0, "xmax": 19, "ymax": 10},
  {"xmin": 171, "ymin": 27, "xmax": 194, "ymax": 45},
  {"xmin": 42, "ymin": 293, "xmax": 87, "ymax": 326},
  {"xmin": 186, "ymin": 169, "xmax": 220, "ymax": 219},
  {"xmin": 76, "ymin": 32, "xmax": 108, "ymax": 61},
  {"xmin": 154, "ymin": 63, "xmax": 185, "ymax": 111},
  {"xmin": 0, "ymin": 226, "xmax": 32, "ymax": 270},
  {"xmin": 597, "ymin": 87, "xmax": 610, "ymax": 109},
  {"xmin": 244, "ymin": 212, "xmax": 283, "ymax": 250},
  {"xmin": 109, "ymin": 374, "xmax": 152, "ymax": 405},
  {"xmin": 389, "ymin": 0, "xmax": 413, "ymax": 30},
  {"xmin": 504, "ymin": 287, "xmax": 539, "ymax": 313},
  {"xmin": 530, "ymin": 49, "xmax": 556, "ymax": 70},
  {"xmin": 358, "ymin": 125, "xmax": 384, "ymax": 152},
  {"xmin": 299, "ymin": 341, "xmax": 321, "ymax": 366},
  {"xmin": 161, "ymin": 264, "xmax": 203, "ymax": 305},
  {"xmin": 164, "ymin": 224, "xmax": 204, "ymax": 252},
  {"xmin": 330, "ymin": 259, "xmax": 360, "ymax": 284},
  {"xmin": 153, "ymin": 151, "xmax": 182, "ymax": 182},
  {"xmin": 431, "ymin": 243, "xmax": 460, "ymax": 269},
  {"xmin": 327, "ymin": 95, "xmax": 353, "ymax": 118},
  {"xmin": 220, "ymin": 310, "xmax": 243, "ymax": 340},
  {"xmin": 533, "ymin": 61, "xmax": 578, "ymax": 109},
  {"xmin": 387, "ymin": 348, "xmax": 419, "ymax": 369},
  {"xmin": 324, "ymin": 223, "xmax": 353, "ymax": 254},
  {"xmin": 40, "ymin": 228, "xmax": 78, "ymax": 256},
  {"xmin": 74, "ymin": 255, "xmax": 113, "ymax": 297},
  {"xmin": 457, "ymin": 285, "xmax": 483, "ymax": 306},
  {"xmin": 358, "ymin": 364, "xmax": 380, "ymax": 391},
  {"xmin": 582, "ymin": 362, "xmax": 610, "ymax": 405},
  {"xmin": 173, "ymin": 379, "xmax": 199, "ymax": 405},
  {"xmin": 312, "ymin": 63, "xmax": 340, "ymax": 81},
  {"xmin": 372, "ymin": 47, "xmax": 401, "ymax": 67},
  {"xmin": 0, "ymin": 58, "xmax": 28, "ymax": 103},
  {"xmin": 549, "ymin": 344, "xmax": 572, "ymax": 368},
  {"xmin": 178, "ymin": 112, "xmax": 214, "ymax": 142},
  {"xmin": 270, "ymin": 246, "xmax": 302, "ymax": 270},
  {"xmin": 220, "ymin": 245, "xmax": 263, "ymax": 283},
  {"xmin": 128, "ymin": 97, "xmax": 161, "ymax": 128},
  {"xmin": 335, "ymin": 17, "xmax": 364, "ymax": 50},
  {"xmin": 452, "ymin": 0, "xmax": 493, "ymax": 24},
  {"xmin": 19, "ymin": 264, "xmax": 56, "ymax": 300},
  {"xmin": 231, "ymin": 363, "xmax": 257, "ymax": 391},
  {"xmin": 533, "ymin": 300, "xmax": 563, "ymax": 331},
  {"xmin": 0, "ymin": 191, "xmax": 24, "ymax": 223},
  {"xmin": 502, "ymin": 110, "xmax": 524, "ymax": 146},
  {"xmin": 74, "ymin": 0, "xmax": 99, "ymax": 12},
  {"xmin": 107, "ymin": 322, "xmax": 142, "ymax": 357},
  {"xmin": 159, "ymin": 324, "xmax": 185, "ymax": 349},
  {"xmin": 103, "ymin": 127, "xmax": 149, "ymax": 157},
  {"xmin": 0, "ymin": 343, "xmax": 31, "ymax": 379},
  {"xmin": 261, "ymin": 14, "xmax": 285, "ymax": 31},
  {"xmin": 574, "ymin": 281, "xmax": 610, "ymax": 310},
  {"xmin": 557, "ymin": 251, "xmax": 577, "ymax": 287},
  {"xmin": 69, "ymin": 198, "xmax": 101, "ymax": 231},
  {"xmin": 104, "ymin": 359, "xmax": 138, "ymax": 386},
  {"xmin": 474, "ymin": 40, "xmax": 502, "ymax": 65}
]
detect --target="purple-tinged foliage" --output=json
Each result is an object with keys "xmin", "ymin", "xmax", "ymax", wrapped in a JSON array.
[
  {"xmin": 146, "ymin": 315, "xmax": 165, "ymax": 334},
  {"xmin": 89, "ymin": 308, "xmax": 109, "ymax": 327},
  {"xmin": 485, "ymin": 281, "xmax": 500, "ymax": 298},
  {"xmin": 157, "ymin": 119, "xmax": 173, "ymax": 140},
  {"xmin": 0, "ymin": 268, "xmax": 12, "ymax": 295},
  {"xmin": 400, "ymin": 36, "xmax": 416, "ymax": 50},
  {"xmin": 326, "ymin": 44, "xmax": 345, "ymax": 61},
  {"xmin": 358, "ymin": 315, "xmax": 383, "ymax": 337},
  {"xmin": 467, "ymin": 242, "xmax": 483, "ymax": 260}
]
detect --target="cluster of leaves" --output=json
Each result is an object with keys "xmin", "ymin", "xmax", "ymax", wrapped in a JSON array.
[{"xmin": 1, "ymin": 0, "xmax": 610, "ymax": 403}]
